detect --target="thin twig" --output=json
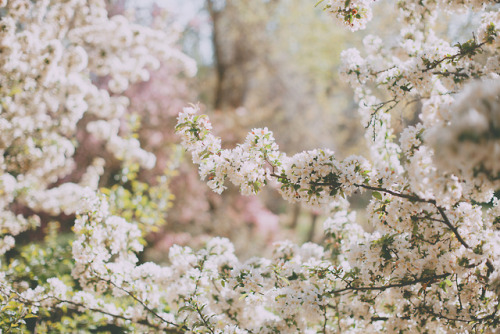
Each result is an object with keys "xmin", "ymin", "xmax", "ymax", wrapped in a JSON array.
[
  {"xmin": 93, "ymin": 273, "xmax": 182, "ymax": 330},
  {"xmin": 329, "ymin": 273, "xmax": 450, "ymax": 295}
]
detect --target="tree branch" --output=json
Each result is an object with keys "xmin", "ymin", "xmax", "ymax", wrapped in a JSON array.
[
  {"xmin": 92, "ymin": 273, "xmax": 184, "ymax": 330},
  {"xmin": 330, "ymin": 273, "xmax": 450, "ymax": 294},
  {"xmin": 357, "ymin": 184, "xmax": 473, "ymax": 250}
]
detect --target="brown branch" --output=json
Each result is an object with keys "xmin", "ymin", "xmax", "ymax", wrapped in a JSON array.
[
  {"xmin": 357, "ymin": 184, "xmax": 473, "ymax": 250},
  {"xmin": 411, "ymin": 215, "xmax": 445, "ymax": 224},
  {"xmin": 193, "ymin": 301, "xmax": 215, "ymax": 334},
  {"xmin": 414, "ymin": 305, "xmax": 470, "ymax": 323},
  {"xmin": 370, "ymin": 66, "xmax": 397, "ymax": 76},
  {"xmin": 356, "ymin": 184, "xmax": 431, "ymax": 203},
  {"xmin": 413, "ymin": 297, "xmax": 500, "ymax": 325},
  {"xmin": 51, "ymin": 298, "xmax": 183, "ymax": 332},
  {"xmin": 9, "ymin": 292, "xmax": 184, "ymax": 333},
  {"xmin": 92, "ymin": 273, "xmax": 183, "ymax": 330},
  {"xmin": 329, "ymin": 273, "xmax": 450, "ymax": 295},
  {"xmin": 269, "ymin": 167, "xmax": 494, "ymax": 272},
  {"xmin": 435, "ymin": 206, "xmax": 470, "ymax": 249},
  {"xmin": 422, "ymin": 40, "xmax": 487, "ymax": 73},
  {"xmin": 365, "ymin": 98, "xmax": 399, "ymax": 133}
]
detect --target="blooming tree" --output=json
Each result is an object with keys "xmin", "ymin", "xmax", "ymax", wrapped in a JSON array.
[
  {"xmin": 1, "ymin": 0, "xmax": 500, "ymax": 333},
  {"xmin": 174, "ymin": 0, "xmax": 500, "ymax": 332},
  {"xmin": 0, "ymin": 0, "xmax": 192, "ymax": 330}
]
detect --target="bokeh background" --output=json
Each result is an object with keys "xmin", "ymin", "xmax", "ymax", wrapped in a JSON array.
[{"xmin": 76, "ymin": 0, "xmax": 480, "ymax": 262}]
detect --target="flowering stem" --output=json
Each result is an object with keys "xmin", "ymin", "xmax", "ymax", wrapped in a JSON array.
[
  {"xmin": 93, "ymin": 273, "xmax": 185, "ymax": 331},
  {"xmin": 9, "ymin": 290, "xmax": 184, "ymax": 333},
  {"xmin": 357, "ymin": 184, "xmax": 472, "ymax": 249},
  {"xmin": 357, "ymin": 184, "xmax": 428, "ymax": 203},
  {"xmin": 422, "ymin": 39, "xmax": 487, "ymax": 72},
  {"xmin": 435, "ymin": 206, "xmax": 470, "ymax": 248},
  {"xmin": 330, "ymin": 272, "xmax": 450, "ymax": 294}
]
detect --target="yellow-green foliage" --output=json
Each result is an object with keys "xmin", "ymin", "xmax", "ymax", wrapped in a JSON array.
[
  {"xmin": 101, "ymin": 162, "xmax": 175, "ymax": 234},
  {"xmin": 0, "ymin": 159, "xmax": 175, "ymax": 332}
]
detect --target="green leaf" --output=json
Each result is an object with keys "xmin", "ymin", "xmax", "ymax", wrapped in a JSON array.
[
  {"xmin": 372, "ymin": 191, "xmax": 382, "ymax": 200},
  {"xmin": 314, "ymin": 0, "xmax": 325, "ymax": 7},
  {"xmin": 275, "ymin": 294, "xmax": 287, "ymax": 301},
  {"xmin": 24, "ymin": 314, "xmax": 39, "ymax": 319},
  {"xmin": 175, "ymin": 122, "xmax": 188, "ymax": 131},
  {"xmin": 444, "ymin": 278, "xmax": 453, "ymax": 287},
  {"xmin": 8, "ymin": 86, "xmax": 22, "ymax": 96},
  {"xmin": 178, "ymin": 305, "xmax": 195, "ymax": 313}
]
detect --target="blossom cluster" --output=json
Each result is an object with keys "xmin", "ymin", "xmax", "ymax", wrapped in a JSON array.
[
  {"xmin": 174, "ymin": 0, "xmax": 500, "ymax": 332},
  {"xmin": 177, "ymin": 106, "xmax": 373, "ymax": 208},
  {"xmin": 0, "ymin": 0, "xmax": 192, "ymax": 255},
  {"xmin": 5, "ymin": 194, "xmax": 332, "ymax": 333},
  {"xmin": 0, "ymin": 0, "xmax": 192, "ymax": 330},
  {"xmin": 426, "ymin": 79, "xmax": 500, "ymax": 196},
  {"xmin": 321, "ymin": 0, "xmax": 375, "ymax": 31},
  {"xmin": 176, "ymin": 106, "xmax": 281, "ymax": 195},
  {"xmin": 336, "ymin": 0, "xmax": 499, "ymax": 208},
  {"xmin": 320, "ymin": 0, "xmax": 498, "ymax": 31}
]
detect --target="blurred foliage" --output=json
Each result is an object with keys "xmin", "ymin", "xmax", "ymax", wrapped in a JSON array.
[
  {"xmin": 2, "ymin": 222, "xmax": 75, "ymax": 332},
  {"xmin": 0, "ymin": 296, "xmax": 38, "ymax": 333},
  {"xmin": 103, "ymin": 162, "xmax": 175, "ymax": 234},
  {"xmin": 200, "ymin": 0, "xmax": 362, "ymax": 153},
  {"xmin": 0, "ymin": 156, "xmax": 173, "ymax": 332},
  {"xmin": 174, "ymin": 0, "xmax": 369, "ymax": 250}
]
